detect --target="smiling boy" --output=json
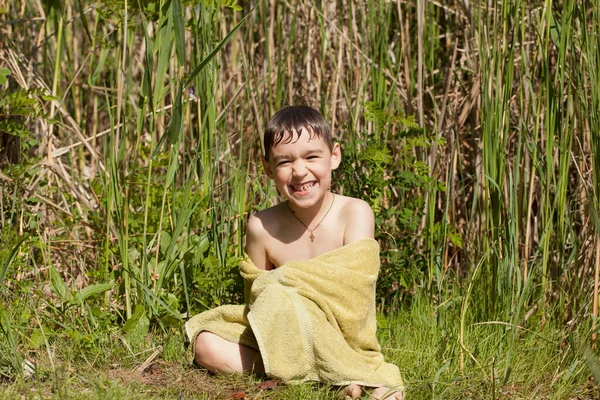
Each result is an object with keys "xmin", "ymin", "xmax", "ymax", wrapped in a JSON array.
[
  {"xmin": 247, "ymin": 105, "xmax": 375, "ymax": 270},
  {"xmin": 191, "ymin": 105, "xmax": 404, "ymax": 399}
]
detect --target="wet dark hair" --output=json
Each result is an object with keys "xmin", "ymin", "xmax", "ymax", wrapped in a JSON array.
[{"xmin": 263, "ymin": 105, "xmax": 333, "ymax": 161}]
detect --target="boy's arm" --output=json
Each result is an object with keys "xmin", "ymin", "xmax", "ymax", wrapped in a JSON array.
[
  {"xmin": 246, "ymin": 214, "xmax": 274, "ymax": 270},
  {"xmin": 343, "ymin": 199, "xmax": 375, "ymax": 244}
]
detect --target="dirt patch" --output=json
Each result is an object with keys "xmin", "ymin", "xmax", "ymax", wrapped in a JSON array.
[
  {"xmin": 108, "ymin": 362, "xmax": 279, "ymax": 399},
  {"xmin": 110, "ymin": 362, "xmax": 217, "ymax": 394}
]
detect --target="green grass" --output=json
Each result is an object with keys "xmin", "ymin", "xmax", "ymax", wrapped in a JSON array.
[{"xmin": 0, "ymin": 296, "xmax": 594, "ymax": 399}]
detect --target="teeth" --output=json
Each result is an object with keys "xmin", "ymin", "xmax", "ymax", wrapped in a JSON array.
[{"xmin": 294, "ymin": 183, "xmax": 314, "ymax": 192}]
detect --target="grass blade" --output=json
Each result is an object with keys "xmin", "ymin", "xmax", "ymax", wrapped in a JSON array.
[
  {"xmin": 0, "ymin": 236, "xmax": 26, "ymax": 286},
  {"xmin": 184, "ymin": 4, "xmax": 256, "ymax": 88}
]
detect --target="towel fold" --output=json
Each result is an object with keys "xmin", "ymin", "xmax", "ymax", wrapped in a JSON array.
[{"xmin": 185, "ymin": 238, "xmax": 404, "ymax": 390}]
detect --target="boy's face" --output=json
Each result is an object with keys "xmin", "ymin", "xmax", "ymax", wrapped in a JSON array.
[{"xmin": 262, "ymin": 127, "xmax": 341, "ymax": 210}]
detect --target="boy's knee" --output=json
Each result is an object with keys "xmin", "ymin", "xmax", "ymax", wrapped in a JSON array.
[{"xmin": 194, "ymin": 331, "xmax": 218, "ymax": 370}]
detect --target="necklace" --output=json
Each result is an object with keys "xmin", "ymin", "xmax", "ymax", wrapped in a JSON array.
[{"xmin": 287, "ymin": 193, "xmax": 335, "ymax": 243}]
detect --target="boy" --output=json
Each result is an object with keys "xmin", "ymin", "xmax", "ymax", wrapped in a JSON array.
[{"xmin": 187, "ymin": 105, "xmax": 404, "ymax": 399}]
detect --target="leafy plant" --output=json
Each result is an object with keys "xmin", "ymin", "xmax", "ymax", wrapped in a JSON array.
[
  {"xmin": 334, "ymin": 102, "xmax": 445, "ymax": 308},
  {"xmin": 0, "ymin": 87, "xmax": 48, "ymax": 166}
]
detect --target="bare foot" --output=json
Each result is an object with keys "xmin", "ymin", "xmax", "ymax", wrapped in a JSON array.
[
  {"xmin": 342, "ymin": 383, "xmax": 362, "ymax": 399},
  {"xmin": 371, "ymin": 386, "xmax": 404, "ymax": 400}
]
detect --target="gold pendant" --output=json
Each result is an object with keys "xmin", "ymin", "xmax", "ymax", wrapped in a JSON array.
[{"xmin": 309, "ymin": 232, "xmax": 315, "ymax": 242}]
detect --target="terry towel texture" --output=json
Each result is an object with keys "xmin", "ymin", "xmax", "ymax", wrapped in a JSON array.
[{"xmin": 185, "ymin": 238, "xmax": 404, "ymax": 390}]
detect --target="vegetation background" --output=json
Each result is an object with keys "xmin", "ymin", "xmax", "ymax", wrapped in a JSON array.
[{"xmin": 1, "ymin": 0, "xmax": 599, "ymax": 398}]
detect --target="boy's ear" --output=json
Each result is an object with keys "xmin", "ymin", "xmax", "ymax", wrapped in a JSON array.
[
  {"xmin": 330, "ymin": 142, "xmax": 342, "ymax": 170},
  {"xmin": 261, "ymin": 156, "xmax": 274, "ymax": 179}
]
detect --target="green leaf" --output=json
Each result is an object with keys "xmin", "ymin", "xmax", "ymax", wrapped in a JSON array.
[
  {"xmin": 448, "ymin": 229, "xmax": 463, "ymax": 249},
  {"xmin": 222, "ymin": 0, "xmax": 242, "ymax": 11},
  {"xmin": 164, "ymin": 292, "xmax": 179, "ymax": 311},
  {"xmin": 195, "ymin": 234, "xmax": 210, "ymax": 255},
  {"xmin": 123, "ymin": 305, "xmax": 150, "ymax": 341},
  {"xmin": 0, "ymin": 68, "xmax": 11, "ymax": 85},
  {"xmin": 171, "ymin": 0, "xmax": 186, "ymax": 67},
  {"xmin": 160, "ymin": 231, "xmax": 172, "ymax": 254},
  {"xmin": 168, "ymin": 85, "xmax": 183, "ymax": 145},
  {"xmin": 549, "ymin": 11, "xmax": 561, "ymax": 49},
  {"xmin": 1, "ymin": 236, "xmax": 27, "ymax": 286},
  {"xmin": 72, "ymin": 283, "xmax": 114, "ymax": 304},
  {"xmin": 40, "ymin": 94, "xmax": 59, "ymax": 102},
  {"xmin": 50, "ymin": 266, "xmax": 71, "ymax": 303},
  {"xmin": 29, "ymin": 328, "xmax": 47, "ymax": 349},
  {"xmin": 165, "ymin": 149, "xmax": 179, "ymax": 187},
  {"xmin": 433, "ymin": 360, "xmax": 451, "ymax": 388},
  {"xmin": 128, "ymin": 247, "xmax": 140, "ymax": 266}
]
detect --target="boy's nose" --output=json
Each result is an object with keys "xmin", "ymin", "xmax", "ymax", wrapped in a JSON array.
[{"xmin": 292, "ymin": 160, "xmax": 308, "ymax": 176}]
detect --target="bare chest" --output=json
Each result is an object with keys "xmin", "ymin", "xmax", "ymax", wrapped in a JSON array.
[{"xmin": 266, "ymin": 224, "xmax": 345, "ymax": 268}]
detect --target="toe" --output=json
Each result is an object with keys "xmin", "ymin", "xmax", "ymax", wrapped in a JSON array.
[
  {"xmin": 371, "ymin": 387, "xmax": 404, "ymax": 400},
  {"xmin": 343, "ymin": 383, "xmax": 363, "ymax": 399}
]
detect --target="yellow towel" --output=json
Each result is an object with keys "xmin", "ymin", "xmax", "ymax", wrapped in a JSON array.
[{"xmin": 185, "ymin": 238, "xmax": 404, "ymax": 390}]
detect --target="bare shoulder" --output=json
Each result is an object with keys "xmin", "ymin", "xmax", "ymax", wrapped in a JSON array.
[
  {"xmin": 246, "ymin": 208, "xmax": 268, "ymax": 237},
  {"xmin": 335, "ymin": 195, "xmax": 375, "ymax": 244},
  {"xmin": 247, "ymin": 204, "xmax": 286, "ymax": 236},
  {"xmin": 339, "ymin": 195, "xmax": 374, "ymax": 215},
  {"xmin": 246, "ymin": 206, "xmax": 283, "ymax": 270}
]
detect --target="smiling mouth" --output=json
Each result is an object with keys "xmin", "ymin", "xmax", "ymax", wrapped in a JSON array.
[{"xmin": 290, "ymin": 182, "xmax": 316, "ymax": 193}]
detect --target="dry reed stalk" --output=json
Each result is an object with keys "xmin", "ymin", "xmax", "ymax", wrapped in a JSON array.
[
  {"xmin": 312, "ymin": 4, "xmax": 407, "ymax": 103},
  {"xmin": 287, "ymin": 46, "xmax": 294, "ymax": 105},
  {"xmin": 448, "ymin": 135, "xmax": 460, "ymax": 272},
  {"xmin": 523, "ymin": 153, "xmax": 536, "ymax": 282},
  {"xmin": 353, "ymin": 63, "xmax": 367, "ymax": 135},
  {"xmin": 43, "ymin": 64, "xmax": 60, "ymax": 172},
  {"xmin": 431, "ymin": 38, "xmax": 459, "ymax": 224},
  {"xmin": 416, "ymin": 0, "xmax": 424, "ymax": 127},
  {"xmin": 114, "ymin": 0, "xmax": 127, "ymax": 150},
  {"xmin": 593, "ymin": 236, "xmax": 600, "ymax": 347},
  {"xmin": 330, "ymin": 22, "xmax": 343, "ymax": 135},
  {"xmin": 396, "ymin": 0, "xmax": 411, "ymax": 112},
  {"xmin": 45, "ymin": 160, "xmax": 96, "ymax": 211},
  {"xmin": 1, "ymin": 44, "xmax": 103, "ymax": 171},
  {"xmin": 306, "ymin": 5, "xmax": 313, "ymax": 85}
]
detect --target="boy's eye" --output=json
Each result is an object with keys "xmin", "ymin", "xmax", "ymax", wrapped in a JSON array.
[{"xmin": 277, "ymin": 161, "xmax": 290, "ymax": 166}]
